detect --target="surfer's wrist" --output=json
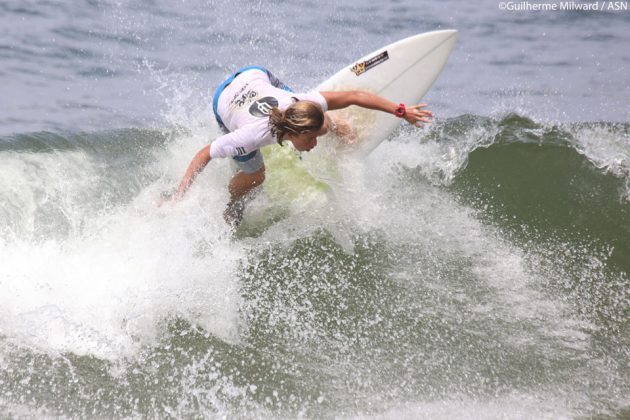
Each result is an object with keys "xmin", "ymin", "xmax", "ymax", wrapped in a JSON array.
[{"xmin": 394, "ymin": 103, "xmax": 406, "ymax": 118}]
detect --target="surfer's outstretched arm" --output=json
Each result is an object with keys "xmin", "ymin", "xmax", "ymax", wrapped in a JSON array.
[
  {"xmin": 320, "ymin": 91, "xmax": 433, "ymax": 127},
  {"xmin": 172, "ymin": 145, "xmax": 211, "ymax": 201}
]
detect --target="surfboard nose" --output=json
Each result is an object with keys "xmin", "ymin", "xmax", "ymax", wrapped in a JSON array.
[
  {"xmin": 412, "ymin": 29, "xmax": 458, "ymax": 46},
  {"xmin": 437, "ymin": 29, "xmax": 458, "ymax": 50}
]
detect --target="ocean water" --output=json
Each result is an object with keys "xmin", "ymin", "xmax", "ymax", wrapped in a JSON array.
[{"xmin": 1, "ymin": 0, "xmax": 629, "ymax": 418}]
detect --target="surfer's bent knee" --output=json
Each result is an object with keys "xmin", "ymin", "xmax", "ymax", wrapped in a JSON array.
[
  {"xmin": 251, "ymin": 164, "xmax": 265, "ymax": 186},
  {"xmin": 232, "ymin": 163, "xmax": 265, "ymax": 187}
]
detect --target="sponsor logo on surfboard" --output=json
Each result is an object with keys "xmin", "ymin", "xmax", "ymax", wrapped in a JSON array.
[{"xmin": 351, "ymin": 50, "xmax": 389, "ymax": 76}]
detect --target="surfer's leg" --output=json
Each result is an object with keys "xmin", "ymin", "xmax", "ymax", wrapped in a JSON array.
[
  {"xmin": 224, "ymin": 152, "xmax": 265, "ymax": 227},
  {"xmin": 224, "ymin": 166, "xmax": 265, "ymax": 226},
  {"xmin": 228, "ymin": 165, "xmax": 266, "ymax": 202}
]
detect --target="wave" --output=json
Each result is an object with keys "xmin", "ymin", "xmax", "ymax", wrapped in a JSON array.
[
  {"xmin": 447, "ymin": 120, "xmax": 630, "ymax": 273},
  {"xmin": 1, "ymin": 116, "xmax": 628, "ymax": 254},
  {"xmin": 1, "ymin": 114, "xmax": 629, "ymax": 417}
]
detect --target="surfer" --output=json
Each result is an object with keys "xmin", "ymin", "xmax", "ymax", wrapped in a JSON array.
[{"xmin": 166, "ymin": 66, "xmax": 432, "ymax": 225}]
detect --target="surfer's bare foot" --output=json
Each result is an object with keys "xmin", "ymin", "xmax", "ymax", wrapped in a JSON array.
[
  {"xmin": 224, "ymin": 198, "xmax": 245, "ymax": 228},
  {"xmin": 223, "ymin": 185, "xmax": 262, "ymax": 228}
]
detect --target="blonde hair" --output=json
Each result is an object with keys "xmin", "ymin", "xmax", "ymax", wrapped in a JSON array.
[{"xmin": 269, "ymin": 101, "xmax": 324, "ymax": 145}]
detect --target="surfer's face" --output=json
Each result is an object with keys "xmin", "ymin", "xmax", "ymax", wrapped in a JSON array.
[
  {"xmin": 288, "ymin": 131, "xmax": 319, "ymax": 151},
  {"xmin": 287, "ymin": 121, "xmax": 328, "ymax": 152}
]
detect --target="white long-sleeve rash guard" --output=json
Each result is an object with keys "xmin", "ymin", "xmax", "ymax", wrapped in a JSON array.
[{"xmin": 210, "ymin": 69, "xmax": 328, "ymax": 159}]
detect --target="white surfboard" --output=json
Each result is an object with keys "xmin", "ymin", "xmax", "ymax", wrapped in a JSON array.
[
  {"xmin": 250, "ymin": 30, "xmax": 457, "ymax": 231},
  {"xmin": 316, "ymin": 29, "xmax": 458, "ymax": 157}
]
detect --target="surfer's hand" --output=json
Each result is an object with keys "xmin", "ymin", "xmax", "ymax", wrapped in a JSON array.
[
  {"xmin": 156, "ymin": 193, "xmax": 177, "ymax": 207},
  {"xmin": 404, "ymin": 103, "xmax": 433, "ymax": 127},
  {"xmin": 156, "ymin": 197, "xmax": 170, "ymax": 208},
  {"xmin": 329, "ymin": 115, "xmax": 358, "ymax": 144}
]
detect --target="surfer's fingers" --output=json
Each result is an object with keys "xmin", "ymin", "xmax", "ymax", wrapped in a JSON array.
[
  {"xmin": 156, "ymin": 195, "xmax": 174, "ymax": 207},
  {"xmin": 404, "ymin": 115, "xmax": 431, "ymax": 126},
  {"xmin": 409, "ymin": 103, "xmax": 429, "ymax": 110},
  {"xmin": 408, "ymin": 105, "xmax": 433, "ymax": 116},
  {"xmin": 409, "ymin": 117, "xmax": 431, "ymax": 126},
  {"xmin": 411, "ymin": 113, "xmax": 433, "ymax": 122}
]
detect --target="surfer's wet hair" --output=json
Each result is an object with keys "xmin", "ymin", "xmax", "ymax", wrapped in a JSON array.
[{"xmin": 269, "ymin": 101, "xmax": 324, "ymax": 145}]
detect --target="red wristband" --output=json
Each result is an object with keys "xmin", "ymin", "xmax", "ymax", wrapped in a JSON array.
[{"xmin": 394, "ymin": 103, "xmax": 406, "ymax": 118}]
